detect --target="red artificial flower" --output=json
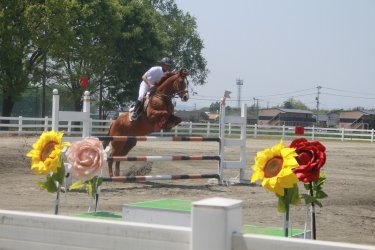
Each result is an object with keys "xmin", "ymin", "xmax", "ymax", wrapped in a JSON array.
[{"xmin": 289, "ymin": 138, "xmax": 326, "ymax": 182}]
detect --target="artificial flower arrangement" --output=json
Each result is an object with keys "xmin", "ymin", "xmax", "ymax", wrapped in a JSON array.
[
  {"xmin": 27, "ymin": 131, "xmax": 106, "ymax": 213},
  {"xmin": 250, "ymin": 138, "xmax": 327, "ymax": 238},
  {"xmin": 66, "ymin": 137, "xmax": 106, "ymax": 212},
  {"xmin": 27, "ymin": 130, "xmax": 70, "ymax": 214}
]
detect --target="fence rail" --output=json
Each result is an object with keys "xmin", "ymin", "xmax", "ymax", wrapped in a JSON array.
[
  {"xmin": 1, "ymin": 197, "xmax": 374, "ymax": 250},
  {"xmin": 1, "ymin": 115, "xmax": 374, "ymax": 142}
]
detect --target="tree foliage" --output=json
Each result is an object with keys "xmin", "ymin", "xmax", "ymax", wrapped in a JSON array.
[
  {"xmin": 0, "ymin": 0, "xmax": 209, "ymax": 117},
  {"xmin": 282, "ymin": 98, "xmax": 309, "ymax": 110},
  {"xmin": 209, "ymin": 102, "xmax": 221, "ymax": 113},
  {"xmin": 0, "ymin": 1, "xmax": 31, "ymax": 116}
]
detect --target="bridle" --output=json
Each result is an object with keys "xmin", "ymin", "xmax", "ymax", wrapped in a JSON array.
[
  {"xmin": 175, "ymin": 77, "xmax": 189, "ymax": 100},
  {"xmin": 153, "ymin": 74, "xmax": 189, "ymax": 101}
]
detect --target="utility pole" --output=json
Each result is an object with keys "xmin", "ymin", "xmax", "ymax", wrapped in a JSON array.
[
  {"xmin": 236, "ymin": 79, "xmax": 243, "ymax": 108},
  {"xmin": 316, "ymin": 85, "xmax": 322, "ymax": 126},
  {"xmin": 253, "ymin": 97, "xmax": 259, "ymax": 119}
]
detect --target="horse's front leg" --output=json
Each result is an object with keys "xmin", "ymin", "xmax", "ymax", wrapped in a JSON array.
[
  {"xmin": 162, "ymin": 115, "xmax": 182, "ymax": 130},
  {"xmin": 108, "ymin": 160, "xmax": 114, "ymax": 177},
  {"xmin": 113, "ymin": 141, "xmax": 137, "ymax": 176},
  {"xmin": 114, "ymin": 161, "xmax": 121, "ymax": 176},
  {"xmin": 147, "ymin": 109, "xmax": 169, "ymax": 122}
]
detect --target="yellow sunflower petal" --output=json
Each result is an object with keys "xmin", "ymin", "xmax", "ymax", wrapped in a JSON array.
[
  {"xmin": 27, "ymin": 130, "xmax": 65, "ymax": 175},
  {"xmin": 250, "ymin": 140, "xmax": 300, "ymax": 196}
]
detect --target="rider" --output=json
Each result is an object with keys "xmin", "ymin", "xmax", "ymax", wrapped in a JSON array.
[{"xmin": 131, "ymin": 57, "xmax": 173, "ymax": 121}]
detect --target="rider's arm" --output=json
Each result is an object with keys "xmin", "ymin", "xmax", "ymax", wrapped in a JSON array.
[{"xmin": 142, "ymin": 74, "xmax": 153, "ymax": 87}]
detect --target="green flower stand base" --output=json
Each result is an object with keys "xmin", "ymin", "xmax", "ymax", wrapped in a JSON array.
[{"xmin": 76, "ymin": 199, "xmax": 310, "ymax": 238}]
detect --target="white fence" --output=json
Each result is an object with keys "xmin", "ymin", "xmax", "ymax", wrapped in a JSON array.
[
  {"xmin": 1, "ymin": 115, "xmax": 374, "ymax": 142},
  {"xmin": 1, "ymin": 197, "xmax": 374, "ymax": 250}
]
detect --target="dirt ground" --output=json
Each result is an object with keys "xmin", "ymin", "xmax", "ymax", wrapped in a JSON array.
[{"xmin": 0, "ymin": 135, "xmax": 374, "ymax": 246}]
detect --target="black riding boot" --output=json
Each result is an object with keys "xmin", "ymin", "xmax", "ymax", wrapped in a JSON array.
[{"xmin": 131, "ymin": 100, "xmax": 142, "ymax": 121}]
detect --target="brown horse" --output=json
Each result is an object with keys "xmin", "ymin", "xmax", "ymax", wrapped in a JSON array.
[{"xmin": 104, "ymin": 69, "xmax": 190, "ymax": 176}]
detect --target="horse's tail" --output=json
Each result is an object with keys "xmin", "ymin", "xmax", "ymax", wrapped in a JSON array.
[{"xmin": 102, "ymin": 122, "xmax": 113, "ymax": 150}]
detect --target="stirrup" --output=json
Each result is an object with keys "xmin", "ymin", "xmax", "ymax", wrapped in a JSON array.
[{"xmin": 131, "ymin": 112, "xmax": 139, "ymax": 121}]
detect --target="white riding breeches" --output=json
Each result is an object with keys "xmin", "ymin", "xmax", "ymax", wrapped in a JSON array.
[{"xmin": 137, "ymin": 81, "xmax": 150, "ymax": 101}]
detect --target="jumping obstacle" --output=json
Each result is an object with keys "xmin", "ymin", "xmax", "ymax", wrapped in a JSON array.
[
  {"xmin": 51, "ymin": 89, "xmax": 248, "ymax": 184},
  {"xmin": 51, "ymin": 89, "xmax": 91, "ymax": 139},
  {"xmin": 103, "ymin": 174, "xmax": 220, "ymax": 182}
]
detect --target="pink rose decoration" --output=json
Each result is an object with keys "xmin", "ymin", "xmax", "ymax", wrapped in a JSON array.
[{"xmin": 66, "ymin": 137, "xmax": 105, "ymax": 182}]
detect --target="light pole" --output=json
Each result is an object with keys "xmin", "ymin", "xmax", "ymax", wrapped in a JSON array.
[
  {"xmin": 316, "ymin": 85, "xmax": 322, "ymax": 126},
  {"xmin": 236, "ymin": 79, "xmax": 243, "ymax": 108}
]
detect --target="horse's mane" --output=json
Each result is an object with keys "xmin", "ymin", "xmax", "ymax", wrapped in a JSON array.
[{"xmin": 155, "ymin": 72, "xmax": 176, "ymax": 87}]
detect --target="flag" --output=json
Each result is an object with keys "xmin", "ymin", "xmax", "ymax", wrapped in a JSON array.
[{"xmin": 80, "ymin": 77, "xmax": 89, "ymax": 88}]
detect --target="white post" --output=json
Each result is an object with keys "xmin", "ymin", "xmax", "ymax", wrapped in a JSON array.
[
  {"xmin": 341, "ymin": 128, "xmax": 345, "ymax": 142},
  {"xmin": 239, "ymin": 103, "xmax": 247, "ymax": 181},
  {"xmin": 18, "ymin": 116, "xmax": 22, "ymax": 135},
  {"xmin": 219, "ymin": 102, "xmax": 226, "ymax": 181},
  {"xmin": 191, "ymin": 197, "xmax": 242, "ymax": 250},
  {"xmin": 44, "ymin": 116, "xmax": 49, "ymax": 131},
  {"xmin": 282, "ymin": 125, "xmax": 285, "ymax": 139},
  {"xmin": 311, "ymin": 126, "xmax": 315, "ymax": 140},
  {"xmin": 82, "ymin": 90, "xmax": 91, "ymax": 137},
  {"xmin": 254, "ymin": 124, "xmax": 258, "ymax": 138},
  {"xmin": 67, "ymin": 121, "xmax": 72, "ymax": 135},
  {"xmin": 52, "ymin": 89, "xmax": 59, "ymax": 132},
  {"xmin": 189, "ymin": 121, "xmax": 193, "ymax": 135},
  {"xmin": 371, "ymin": 129, "xmax": 374, "ymax": 143},
  {"xmin": 206, "ymin": 122, "xmax": 210, "ymax": 137}
]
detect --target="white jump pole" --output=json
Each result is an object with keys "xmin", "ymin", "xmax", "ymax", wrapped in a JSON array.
[
  {"xmin": 52, "ymin": 89, "xmax": 60, "ymax": 132},
  {"xmin": 82, "ymin": 90, "xmax": 91, "ymax": 138}
]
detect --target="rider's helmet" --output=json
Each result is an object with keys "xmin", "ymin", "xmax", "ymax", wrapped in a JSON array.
[{"xmin": 159, "ymin": 57, "xmax": 173, "ymax": 66}]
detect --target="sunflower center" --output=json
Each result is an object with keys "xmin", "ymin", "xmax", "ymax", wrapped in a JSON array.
[
  {"xmin": 41, "ymin": 141, "xmax": 57, "ymax": 161},
  {"xmin": 264, "ymin": 156, "xmax": 283, "ymax": 178}
]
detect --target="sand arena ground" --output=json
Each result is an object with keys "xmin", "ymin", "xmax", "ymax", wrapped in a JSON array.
[{"xmin": 0, "ymin": 136, "xmax": 374, "ymax": 246}]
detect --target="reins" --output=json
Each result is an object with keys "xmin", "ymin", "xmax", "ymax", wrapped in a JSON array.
[{"xmin": 152, "ymin": 73, "xmax": 188, "ymax": 101}]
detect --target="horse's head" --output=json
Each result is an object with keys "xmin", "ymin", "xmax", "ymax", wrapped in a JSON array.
[
  {"xmin": 155, "ymin": 69, "xmax": 190, "ymax": 102},
  {"xmin": 174, "ymin": 69, "xmax": 189, "ymax": 102}
]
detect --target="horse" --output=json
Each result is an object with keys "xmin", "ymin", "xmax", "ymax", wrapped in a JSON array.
[{"xmin": 103, "ymin": 68, "xmax": 190, "ymax": 176}]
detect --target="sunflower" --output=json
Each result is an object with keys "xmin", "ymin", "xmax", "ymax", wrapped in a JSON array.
[
  {"xmin": 27, "ymin": 130, "xmax": 70, "ymax": 175},
  {"xmin": 251, "ymin": 140, "xmax": 299, "ymax": 196}
]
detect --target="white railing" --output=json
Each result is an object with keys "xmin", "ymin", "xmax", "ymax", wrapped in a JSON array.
[
  {"xmin": 1, "ymin": 116, "xmax": 374, "ymax": 142},
  {"xmin": 1, "ymin": 197, "xmax": 374, "ymax": 250}
]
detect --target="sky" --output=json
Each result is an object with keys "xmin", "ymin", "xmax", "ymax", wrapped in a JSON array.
[{"xmin": 173, "ymin": 0, "xmax": 375, "ymax": 111}]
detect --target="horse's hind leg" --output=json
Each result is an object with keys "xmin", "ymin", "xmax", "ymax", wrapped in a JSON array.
[
  {"xmin": 108, "ymin": 160, "xmax": 114, "ymax": 177},
  {"xmin": 115, "ymin": 140, "xmax": 137, "ymax": 176},
  {"xmin": 114, "ymin": 161, "xmax": 121, "ymax": 177}
]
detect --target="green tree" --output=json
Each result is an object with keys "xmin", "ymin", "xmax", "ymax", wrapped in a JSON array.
[
  {"xmin": 369, "ymin": 116, "xmax": 375, "ymax": 130},
  {"xmin": 102, "ymin": 0, "xmax": 164, "ymax": 114},
  {"xmin": 1, "ymin": 0, "xmax": 209, "ymax": 118},
  {"xmin": 283, "ymin": 98, "xmax": 309, "ymax": 110},
  {"xmin": 209, "ymin": 102, "xmax": 221, "ymax": 113},
  {"xmin": 151, "ymin": 0, "xmax": 209, "ymax": 86},
  {"xmin": 46, "ymin": 0, "xmax": 122, "ymax": 111},
  {"xmin": 0, "ymin": 1, "xmax": 31, "ymax": 117}
]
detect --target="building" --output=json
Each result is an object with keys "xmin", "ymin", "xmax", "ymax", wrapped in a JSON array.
[
  {"xmin": 174, "ymin": 110, "xmax": 209, "ymax": 122},
  {"xmin": 338, "ymin": 110, "xmax": 375, "ymax": 129},
  {"xmin": 258, "ymin": 108, "xmax": 315, "ymax": 126}
]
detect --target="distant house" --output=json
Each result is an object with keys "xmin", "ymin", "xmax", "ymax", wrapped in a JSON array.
[
  {"xmin": 327, "ymin": 110, "xmax": 341, "ymax": 127},
  {"xmin": 174, "ymin": 110, "xmax": 209, "ymax": 122},
  {"xmin": 207, "ymin": 113, "xmax": 220, "ymax": 121},
  {"xmin": 338, "ymin": 110, "xmax": 375, "ymax": 129},
  {"xmin": 258, "ymin": 108, "xmax": 315, "ymax": 126},
  {"xmin": 247, "ymin": 114, "xmax": 258, "ymax": 125},
  {"xmin": 315, "ymin": 114, "xmax": 328, "ymax": 127}
]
